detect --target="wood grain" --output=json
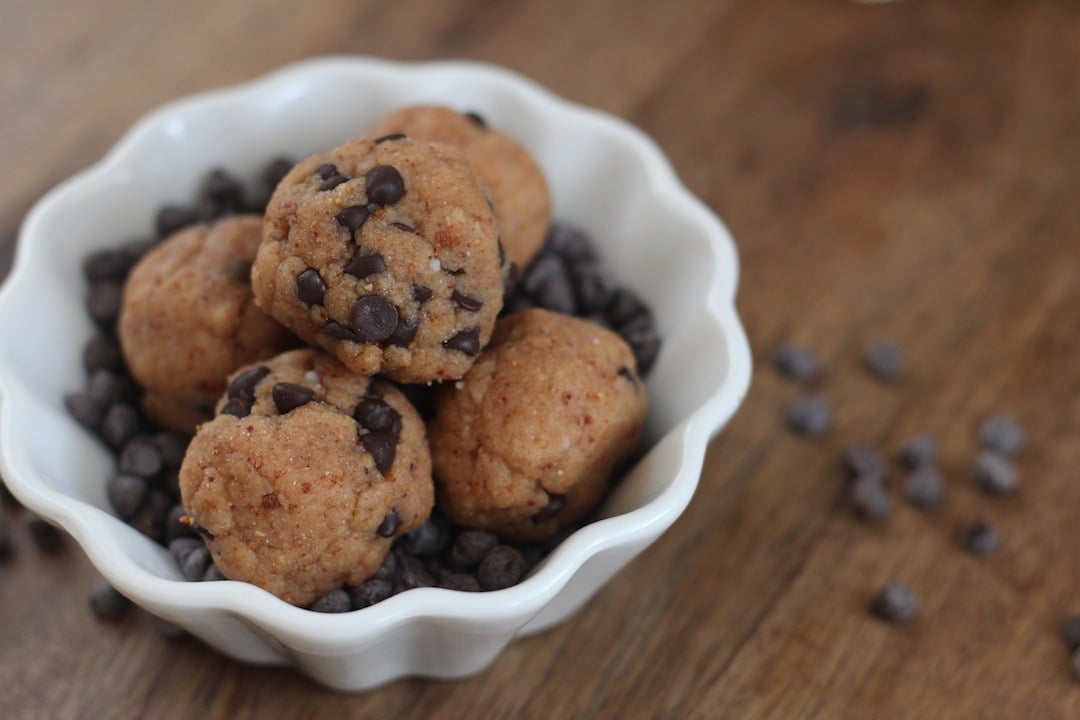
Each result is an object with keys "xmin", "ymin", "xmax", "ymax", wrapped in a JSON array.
[{"xmin": 2, "ymin": 0, "xmax": 1079, "ymax": 717}]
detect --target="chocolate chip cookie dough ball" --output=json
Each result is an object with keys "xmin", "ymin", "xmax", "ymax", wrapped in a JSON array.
[
  {"xmin": 367, "ymin": 106, "xmax": 552, "ymax": 272},
  {"xmin": 429, "ymin": 309, "xmax": 647, "ymax": 541},
  {"xmin": 119, "ymin": 216, "xmax": 295, "ymax": 434},
  {"xmin": 179, "ymin": 349, "xmax": 434, "ymax": 607},
  {"xmin": 252, "ymin": 136, "xmax": 505, "ymax": 384}
]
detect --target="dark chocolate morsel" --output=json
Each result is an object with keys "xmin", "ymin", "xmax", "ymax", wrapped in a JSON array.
[
  {"xmin": 532, "ymin": 493, "xmax": 566, "ymax": 523},
  {"xmin": 228, "ymin": 365, "xmax": 270, "ymax": 401},
  {"xmin": 296, "ymin": 268, "xmax": 328, "ymax": 306},
  {"xmin": 374, "ymin": 133, "xmax": 407, "ymax": 144},
  {"xmin": 335, "ymin": 205, "xmax": 370, "ymax": 234},
  {"xmin": 344, "ymin": 248, "xmax": 387, "ymax": 279},
  {"xmin": 443, "ymin": 327, "xmax": 481, "ymax": 356},
  {"xmin": 412, "ymin": 285, "xmax": 433, "ymax": 303},
  {"xmin": 869, "ymin": 583, "xmax": 918, "ymax": 623},
  {"xmin": 89, "ymin": 580, "xmax": 132, "ymax": 621},
  {"xmin": 350, "ymin": 578, "xmax": 394, "ymax": 609},
  {"xmin": 361, "ymin": 432, "xmax": 397, "ymax": 474},
  {"xmin": 310, "ymin": 589, "xmax": 351, "ymax": 613},
  {"xmin": 156, "ymin": 205, "xmax": 202, "ymax": 238},
  {"xmin": 220, "ymin": 397, "xmax": 252, "ymax": 418},
  {"xmin": 451, "ymin": 290, "xmax": 484, "ymax": 312},
  {"xmin": 376, "ymin": 510, "xmax": 401, "ymax": 538},
  {"xmin": 477, "ymin": 545, "xmax": 526, "ymax": 590},
  {"xmin": 315, "ymin": 163, "xmax": 338, "ymax": 180},
  {"xmin": 349, "ymin": 295, "xmax": 399, "ymax": 343},
  {"xmin": 319, "ymin": 174, "xmax": 350, "ymax": 191},
  {"xmin": 447, "ymin": 530, "xmax": 500, "ymax": 571},
  {"xmin": 463, "ymin": 111, "xmax": 488, "ymax": 129},
  {"xmin": 261, "ymin": 157, "xmax": 295, "ymax": 187},
  {"xmin": 107, "ymin": 474, "xmax": 149, "ymax": 519},
  {"xmin": 617, "ymin": 366, "xmax": 638, "ymax": 384},
  {"xmin": 386, "ymin": 316, "xmax": 419, "ymax": 347},
  {"xmin": 365, "ymin": 165, "xmax": 405, "ymax": 205},
  {"xmin": 389, "ymin": 222, "xmax": 415, "ymax": 233},
  {"xmin": 100, "ymin": 404, "xmax": 142, "ymax": 449},
  {"xmin": 272, "ymin": 383, "xmax": 316, "ymax": 414},
  {"xmin": 322, "ymin": 320, "xmax": 359, "ymax": 342},
  {"xmin": 119, "ymin": 436, "xmax": 164, "ymax": 479},
  {"xmin": 354, "ymin": 398, "xmax": 402, "ymax": 435}
]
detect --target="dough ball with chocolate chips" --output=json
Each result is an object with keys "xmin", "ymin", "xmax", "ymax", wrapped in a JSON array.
[
  {"xmin": 367, "ymin": 105, "xmax": 552, "ymax": 272},
  {"xmin": 178, "ymin": 349, "xmax": 434, "ymax": 607},
  {"xmin": 252, "ymin": 136, "xmax": 503, "ymax": 384},
  {"xmin": 119, "ymin": 216, "xmax": 296, "ymax": 433},
  {"xmin": 429, "ymin": 309, "xmax": 647, "ymax": 541}
]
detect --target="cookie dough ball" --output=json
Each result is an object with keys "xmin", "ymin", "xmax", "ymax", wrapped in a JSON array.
[
  {"xmin": 253, "ymin": 136, "xmax": 506, "ymax": 384},
  {"xmin": 367, "ymin": 106, "xmax": 551, "ymax": 272},
  {"xmin": 429, "ymin": 309, "xmax": 647, "ymax": 541},
  {"xmin": 119, "ymin": 216, "xmax": 296, "ymax": 434},
  {"xmin": 179, "ymin": 349, "xmax": 434, "ymax": 606}
]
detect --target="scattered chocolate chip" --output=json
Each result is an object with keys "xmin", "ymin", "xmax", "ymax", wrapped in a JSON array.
[
  {"xmin": 165, "ymin": 504, "xmax": 194, "ymax": 544},
  {"xmin": 412, "ymin": 285, "xmax": 433, "ymax": 303},
  {"xmin": 403, "ymin": 518, "xmax": 450, "ymax": 557},
  {"xmin": 606, "ymin": 288, "xmax": 648, "ymax": 329},
  {"xmin": 361, "ymin": 432, "xmax": 397, "ymax": 474},
  {"xmin": 373, "ymin": 550, "xmax": 400, "ymax": 584},
  {"xmin": 156, "ymin": 205, "xmax": 201, "ymax": 238},
  {"xmin": 521, "ymin": 254, "xmax": 576, "ymax": 314},
  {"xmin": 864, "ymin": 341, "xmax": 904, "ymax": 382},
  {"xmin": 202, "ymin": 564, "xmax": 225, "ymax": 582},
  {"xmin": 296, "ymin": 268, "xmax": 328, "ymax": 306},
  {"xmin": 319, "ymin": 174, "xmax": 350, "ymax": 191},
  {"xmin": 617, "ymin": 366, "xmax": 638, "ymax": 384},
  {"xmin": 973, "ymin": 452, "xmax": 1018, "ymax": 495},
  {"xmin": 958, "ymin": 519, "xmax": 999, "ymax": 556},
  {"xmin": 389, "ymin": 222, "xmax": 415, "ymax": 233},
  {"xmin": 869, "ymin": 583, "xmax": 918, "ymax": 623},
  {"xmin": 852, "ymin": 476, "xmax": 891, "ymax": 522},
  {"xmin": 169, "ymin": 537, "xmax": 202, "ymax": 564},
  {"xmin": 130, "ymin": 490, "xmax": 171, "ymax": 541},
  {"xmin": 1062, "ymin": 615, "xmax": 1080, "ymax": 653},
  {"xmin": 354, "ymin": 398, "xmax": 402, "ymax": 435},
  {"xmin": 451, "ymin": 290, "xmax": 484, "ymax": 312},
  {"xmin": 87, "ymin": 282, "xmax": 124, "ymax": 326},
  {"xmin": 220, "ymin": 397, "xmax": 252, "ymax": 418},
  {"xmin": 65, "ymin": 391, "xmax": 107, "ymax": 431},
  {"xmin": 786, "ymin": 394, "xmax": 832, "ymax": 438},
  {"xmin": 532, "ymin": 493, "xmax": 566, "ymax": 524},
  {"xmin": 227, "ymin": 365, "xmax": 270, "ymax": 402},
  {"xmin": 88, "ymin": 368, "xmax": 137, "ymax": 406},
  {"xmin": 385, "ymin": 316, "xmax": 419, "ymax": 347},
  {"xmin": 897, "ymin": 434, "xmax": 937, "ymax": 469},
  {"xmin": 154, "ymin": 433, "xmax": 189, "ymax": 471},
  {"xmin": 446, "ymin": 530, "xmax": 500, "ymax": 571},
  {"xmin": 773, "ymin": 343, "xmax": 821, "ymax": 382},
  {"xmin": 200, "ymin": 168, "xmax": 244, "ymax": 210},
  {"xmin": 978, "ymin": 414, "xmax": 1024, "ymax": 456},
  {"xmin": 463, "ymin": 111, "xmax": 487, "ymax": 129},
  {"xmin": 99, "ymin": 404, "xmax": 142, "ymax": 449},
  {"xmin": 27, "ymin": 515, "xmax": 64, "ymax": 554},
  {"xmin": 350, "ymin": 295, "xmax": 399, "ymax": 343},
  {"xmin": 374, "ymin": 133, "xmax": 407, "ymax": 144},
  {"xmin": 89, "ymin": 580, "xmax": 132, "ymax": 622},
  {"xmin": 311, "ymin": 589, "xmax": 351, "ymax": 613},
  {"xmin": 315, "ymin": 163, "xmax": 338, "ymax": 180},
  {"xmin": 904, "ymin": 466, "xmax": 944, "ymax": 509},
  {"xmin": 272, "ymin": 383, "xmax": 316, "ymax": 414},
  {"xmin": 365, "ymin": 165, "xmax": 405, "ymax": 205},
  {"xmin": 335, "ymin": 205, "xmax": 370, "ymax": 234},
  {"xmin": 350, "ymin": 578, "xmax": 394, "ymax": 609},
  {"xmin": 439, "ymin": 572, "xmax": 481, "ymax": 592},
  {"xmin": 344, "ymin": 248, "xmax": 387, "ymax": 279},
  {"xmin": 119, "ymin": 436, "xmax": 164, "ymax": 479},
  {"xmin": 180, "ymin": 544, "xmax": 211, "ymax": 581},
  {"xmin": 396, "ymin": 553, "xmax": 436, "ymax": 591},
  {"xmin": 82, "ymin": 248, "xmax": 137, "ymax": 284},
  {"xmin": 619, "ymin": 314, "xmax": 662, "ymax": 376},
  {"xmin": 322, "ymin": 320, "xmax": 359, "ymax": 342},
  {"xmin": 107, "ymin": 474, "xmax": 149, "ymax": 519},
  {"xmin": 844, "ymin": 442, "xmax": 887, "ymax": 480},
  {"xmin": 571, "ymin": 262, "xmax": 619, "ymax": 314},
  {"xmin": 545, "ymin": 222, "xmax": 595, "ymax": 263},
  {"xmin": 478, "ymin": 545, "xmax": 526, "ymax": 591},
  {"xmin": 261, "ymin": 157, "xmax": 295, "ymax": 187},
  {"xmin": 443, "ymin": 327, "xmax": 481, "ymax": 356},
  {"xmin": 83, "ymin": 334, "xmax": 124, "ymax": 373},
  {"xmin": 376, "ymin": 510, "xmax": 400, "ymax": 538}
]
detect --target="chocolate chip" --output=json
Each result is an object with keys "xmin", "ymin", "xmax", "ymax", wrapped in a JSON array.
[
  {"xmin": 443, "ymin": 327, "xmax": 481, "ymax": 356},
  {"xmin": 181, "ymin": 544, "xmax": 211, "ymax": 581},
  {"xmin": 374, "ymin": 133, "xmax": 407, "ymax": 144},
  {"xmin": 606, "ymin": 288, "xmax": 648, "ymax": 329},
  {"xmin": 958, "ymin": 519, "xmax": 999, "ymax": 556},
  {"xmin": 869, "ymin": 583, "xmax": 918, "ymax": 623},
  {"xmin": 446, "ymin": 530, "xmax": 500, "ymax": 571},
  {"xmin": 347, "ymin": 295, "xmax": 397, "ymax": 342},
  {"xmin": 83, "ymin": 334, "xmax": 123, "ymax": 374},
  {"xmin": 438, "ymin": 572, "xmax": 481, "ymax": 592},
  {"xmin": 261, "ymin": 156, "xmax": 295, "ymax": 187},
  {"xmin": 119, "ymin": 436, "xmax": 164, "ymax": 479},
  {"xmin": 344, "ymin": 248, "xmax": 386, "ymax": 279},
  {"xmin": 315, "ymin": 163, "xmax": 338, "ymax": 180},
  {"xmin": 130, "ymin": 490, "xmax": 170, "ymax": 541},
  {"xmin": 322, "ymin": 320, "xmax": 359, "ymax": 342},
  {"xmin": 773, "ymin": 343, "xmax": 821, "ymax": 383},
  {"xmin": 220, "ymin": 397, "xmax": 252, "ymax": 418},
  {"xmin": 619, "ymin": 314, "xmax": 662, "ymax": 376},
  {"xmin": 786, "ymin": 394, "xmax": 831, "ymax": 438},
  {"xmin": 87, "ymin": 282, "xmax": 124, "ymax": 326},
  {"xmin": 335, "ymin": 205, "xmax": 370, "ymax": 234},
  {"xmin": 361, "ymin": 432, "xmax": 397, "ymax": 474},
  {"xmin": 296, "ymin": 268, "xmax": 327, "ymax": 305},
  {"xmin": 978, "ymin": 414, "xmax": 1024, "ymax": 456},
  {"xmin": 532, "ymin": 493, "xmax": 566, "ymax": 524},
  {"xmin": 451, "ymin": 290, "xmax": 484, "ymax": 312},
  {"xmin": 272, "ymin": 382, "xmax": 316, "ymax": 414},
  {"xmin": 319, "ymin": 174, "xmax": 350, "ymax": 191},
  {"xmin": 310, "ymin": 589, "xmax": 351, "ymax": 613},
  {"xmin": 99, "ymin": 404, "xmax": 142, "ymax": 449},
  {"xmin": 478, "ymin": 545, "xmax": 526, "ymax": 590},
  {"xmin": 149, "ymin": 617, "xmax": 187, "ymax": 641},
  {"xmin": 350, "ymin": 578, "xmax": 394, "ymax": 609},
  {"xmin": 154, "ymin": 433, "xmax": 189, "ymax": 471},
  {"xmin": 376, "ymin": 510, "xmax": 400, "ymax": 538},
  {"xmin": 617, "ymin": 366, "xmax": 638, "ymax": 385},
  {"xmin": 156, "ymin": 205, "xmax": 201, "ymax": 237},
  {"xmin": 373, "ymin": 550, "xmax": 400, "ymax": 584},
  {"xmin": 897, "ymin": 434, "xmax": 937, "ymax": 469},
  {"xmin": 904, "ymin": 466, "xmax": 944, "ymax": 509},
  {"xmin": 365, "ymin": 165, "xmax": 405, "ymax": 205},
  {"xmin": 82, "ymin": 248, "xmax": 137, "ymax": 284},
  {"xmin": 354, "ymin": 398, "xmax": 402, "ymax": 435},
  {"xmin": 1062, "ymin": 615, "xmax": 1080, "ymax": 653},
  {"xmin": 227, "ymin": 365, "xmax": 270, "ymax": 402},
  {"xmin": 165, "ymin": 504, "xmax": 194, "ymax": 544},
  {"xmin": 973, "ymin": 452, "xmax": 1018, "ymax": 495},
  {"xmin": 65, "ymin": 391, "xmax": 107, "ymax": 431},
  {"xmin": 412, "ymin": 285, "xmax": 433, "ymax": 303},
  {"xmin": 571, "ymin": 262, "xmax": 619, "ymax": 314},
  {"xmin": 545, "ymin": 222, "xmax": 596, "ymax": 263},
  {"xmin": 403, "ymin": 518, "xmax": 450, "ymax": 557},
  {"xmin": 852, "ymin": 476, "xmax": 890, "ymax": 522},
  {"xmin": 389, "ymin": 222, "xmax": 415, "ymax": 233},
  {"xmin": 521, "ymin": 255, "xmax": 576, "ymax": 315},
  {"xmin": 89, "ymin": 581, "xmax": 132, "ymax": 622},
  {"xmin": 844, "ymin": 442, "xmax": 886, "ymax": 480},
  {"xmin": 502, "ymin": 260, "xmax": 520, "ymax": 297},
  {"xmin": 27, "ymin": 515, "xmax": 63, "ymax": 554},
  {"xmin": 396, "ymin": 553, "xmax": 436, "ymax": 591},
  {"xmin": 200, "ymin": 168, "xmax": 244, "ymax": 210},
  {"xmin": 463, "ymin": 111, "xmax": 488, "ymax": 128},
  {"xmin": 864, "ymin": 341, "xmax": 904, "ymax": 382},
  {"xmin": 202, "ymin": 563, "xmax": 225, "ymax": 582},
  {"xmin": 88, "ymin": 368, "xmax": 137, "ymax": 406},
  {"xmin": 169, "ymin": 537, "xmax": 202, "ymax": 565}
]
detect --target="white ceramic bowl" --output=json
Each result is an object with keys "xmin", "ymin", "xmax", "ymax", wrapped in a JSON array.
[{"xmin": 0, "ymin": 57, "xmax": 751, "ymax": 691}]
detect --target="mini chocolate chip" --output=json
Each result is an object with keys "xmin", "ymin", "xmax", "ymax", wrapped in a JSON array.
[
  {"xmin": 272, "ymin": 383, "xmax": 316, "ymax": 414},
  {"xmin": 904, "ymin": 466, "xmax": 944, "ymax": 509},
  {"xmin": 89, "ymin": 581, "xmax": 132, "ymax": 622},
  {"xmin": 311, "ymin": 589, "xmax": 351, "ymax": 613},
  {"xmin": 532, "ymin": 493, "xmax": 566, "ymax": 524},
  {"xmin": 65, "ymin": 392, "xmax": 107, "ymax": 431},
  {"xmin": 446, "ymin": 530, "xmax": 500, "ymax": 571},
  {"xmin": 864, "ymin": 341, "xmax": 904, "ymax": 382},
  {"xmin": 88, "ymin": 368, "xmax": 137, "ymax": 406},
  {"xmin": 852, "ymin": 476, "xmax": 890, "ymax": 522},
  {"xmin": 403, "ymin": 518, "xmax": 450, "ymax": 557},
  {"xmin": 571, "ymin": 262, "xmax": 619, "ymax": 314},
  {"xmin": 521, "ymin": 255, "xmax": 575, "ymax": 314},
  {"xmin": 374, "ymin": 550, "xmax": 400, "ymax": 584},
  {"xmin": 786, "ymin": 394, "xmax": 831, "ymax": 438},
  {"xmin": 322, "ymin": 320, "xmax": 359, "ymax": 341},
  {"xmin": 545, "ymin": 222, "xmax": 596, "ymax": 263},
  {"xmin": 131, "ymin": 490, "xmax": 171, "ymax": 542},
  {"xmin": 869, "ymin": 583, "xmax": 918, "ymax": 623},
  {"xmin": 83, "ymin": 334, "xmax": 123, "ymax": 373},
  {"xmin": 374, "ymin": 133, "xmax": 407, "ymax": 144},
  {"xmin": 502, "ymin": 261, "xmax": 520, "ymax": 296},
  {"xmin": 617, "ymin": 366, "xmax": 638, "ymax": 384},
  {"xmin": 156, "ymin": 205, "xmax": 201, "ymax": 237},
  {"xmin": 261, "ymin": 156, "xmax": 295, "ymax": 187},
  {"xmin": 606, "ymin": 288, "xmax": 648, "ymax": 329},
  {"xmin": 335, "ymin": 204, "xmax": 370, "ymax": 234},
  {"xmin": 396, "ymin": 553, "xmax": 436, "ymax": 591},
  {"xmin": 87, "ymin": 282, "xmax": 124, "ymax": 326},
  {"xmin": 413, "ymin": 285, "xmax": 433, "ymax": 303},
  {"xmin": 154, "ymin": 433, "xmax": 189, "ymax": 471},
  {"xmin": 443, "ymin": 327, "xmax": 481, "ymax": 356},
  {"xmin": 463, "ymin": 111, "xmax": 487, "ymax": 128},
  {"xmin": 296, "ymin": 268, "xmax": 328, "ymax": 306},
  {"xmin": 202, "ymin": 564, "xmax": 225, "ymax": 582},
  {"xmin": 169, "ymin": 537, "xmax": 202, "ymax": 564},
  {"xmin": 228, "ymin": 365, "xmax": 270, "ymax": 401},
  {"xmin": 165, "ymin": 504, "xmax": 195, "ymax": 544},
  {"xmin": 350, "ymin": 578, "xmax": 394, "ymax": 608},
  {"xmin": 844, "ymin": 442, "xmax": 886, "ymax": 480},
  {"xmin": 244, "ymin": 182, "xmax": 274, "ymax": 214},
  {"xmin": 361, "ymin": 432, "xmax": 397, "ymax": 474},
  {"xmin": 350, "ymin": 295, "xmax": 399, "ymax": 342},
  {"xmin": 315, "ymin": 163, "xmax": 338, "ymax": 180},
  {"xmin": 220, "ymin": 397, "xmax": 251, "ymax": 418},
  {"xmin": 319, "ymin": 174, "xmax": 350, "ymax": 191},
  {"xmin": 376, "ymin": 510, "xmax": 400, "ymax": 538},
  {"xmin": 958, "ymin": 519, "xmax": 1000, "ymax": 556},
  {"xmin": 389, "ymin": 222, "xmax": 415, "ymax": 233},
  {"xmin": 451, "ymin": 290, "xmax": 484, "ymax": 312},
  {"xmin": 180, "ymin": 544, "xmax": 211, "ymax": 581},
  {"xmin": 897, "ymin": 434, "xmax": 937, "ymax": 469},
  {"xmin": 354, "ymin": 398, "xmax": 402, "ymax": 435},
  {"xmin": 365, "ymin": 165, "xmax": 405, "ymax": 205},
  {"xmin": 83, "ymin": 248, "xmax": 137, "ymax": 284},
  {"xmin": 478, "ymin": 545, "xmax": 526, "ymax": 590},
  {"xmin": 161, "ymin": 469, "xmax": 181, "ymax": 501},
  {"xmin": 978, "ymin": 414, "xmax": 1024, "ymax": 456},
  {"xmin": 1062, "ymin": 615, "xmax": 1080, "ymax": 653},
  {"xmin": 438, "ymin": 572, "xmax": 481, "ymax": 592},
  {"xmin": 118, "ymin": 436, "xmax": 163, "ymax": 479},
  {"xmin": 773, "ymin": 343, "xmax": 821, "ymax": 383},
  {"xmin": 344, "ymin": 248, "xmax": 386, "ymax": 279},
  {"xmin": 619, "ymin": 314, "xmax": 662, "ymax": 376},
  {"xmin": 200, "ymin": 168, "xmax": 243, "ymax": 209},
  {"xmin": 27, "ymin": 515, "xmax": 63, "ymax": 554},
  {"xmin": 973, "ymin": 452, "xmax": 1018, "ymax": 494},
  {"xmin": 99, "ymin": 404, "xmax": 142, "ymax": 449}
]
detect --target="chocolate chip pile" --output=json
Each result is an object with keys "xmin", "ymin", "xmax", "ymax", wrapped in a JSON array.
[{"xmin": 61, "ymin": 156, "xmax": 660, "ymax": 613}]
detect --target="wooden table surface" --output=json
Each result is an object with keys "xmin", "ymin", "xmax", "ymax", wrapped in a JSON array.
[{"xmin": 2, "ymin": 0, "xmax": 1079, "ymax": 718}]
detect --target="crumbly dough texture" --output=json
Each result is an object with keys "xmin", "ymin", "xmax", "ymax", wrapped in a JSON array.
[
  {"xmin": 179, "ymin": 349, "xmax": 434, "ymax": 606},
  {"xmin": 367, "ymin": 105, "xmax": 552, "ymax": 272},
  {"xmin": 119, "ymin": 216, "xmax": 296, "ymax": 433},
  {"xmin": 429, "ymin": 309, "xmax": 647, "ymax": 541},
  {"xmin": 252, "ymin": 136, "xmax": 504, "ymax": 383}
]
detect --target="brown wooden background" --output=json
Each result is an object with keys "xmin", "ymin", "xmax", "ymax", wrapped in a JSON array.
[{"xmin": 2, "ymin": 0, "xmax": 1079, "ymax": 718}]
